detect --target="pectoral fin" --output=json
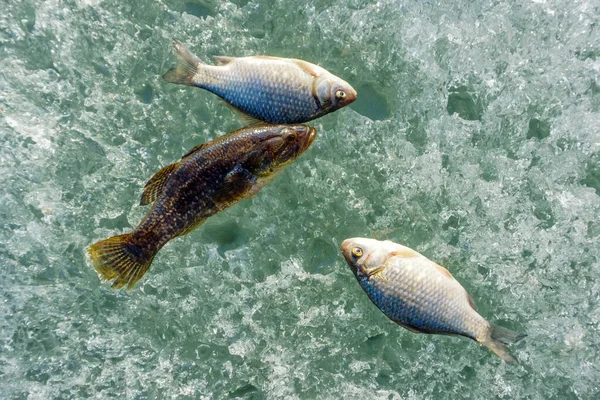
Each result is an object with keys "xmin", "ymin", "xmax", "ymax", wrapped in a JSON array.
[
  {"xmin": 213, "ymin": 165, "xmax": 256, "ymax": 205},
  {"xmin": 140, "ymin": 163, "xmax": 178, "ymax": 205},
  {"xmin": 225, "ymin": 103, "xmax": 265, "ymax": 125},
  {"xmin": 362, "ymin": 264, "xmax": 387, "ymax": 278}
]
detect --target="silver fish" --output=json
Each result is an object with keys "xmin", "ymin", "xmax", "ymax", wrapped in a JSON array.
[
  {"xmin": 340, "ymin": 238, "xmax": 526, "ymax": 363},
  {"xmin": 163, "ymin": 41, "xmax": 357, "ymax": 124}
]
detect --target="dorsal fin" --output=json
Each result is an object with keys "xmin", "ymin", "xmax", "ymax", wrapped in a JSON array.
[
  {"xmin": 293, "ymin": 59, "xmax": 319, "ymax": 77},
  {"xmin": 214, "ymin": 56, "xmax": 235, "ymax": 66},
  {"xmin": 251, "ymin": 55, "xmax": 284, "ymax": 61},
  {"xmin": 466, "ymin": 292, "xmax": 477, "ymax": 311},
  {"xmin": 182, "ymin": 143, "xmax": 209, "ymax": 159},
  {"xmin": 433, "ymin": 262, "xmax": 455, "ymax": 280},
  {"xmin": 139, "ymin": 163, "xmax": 178, "ymax": 206}
]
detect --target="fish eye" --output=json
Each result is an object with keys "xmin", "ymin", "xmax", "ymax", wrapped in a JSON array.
[
  {"xmin": 286, "ymin": 132, "xmax": 297, "ymax": 142},
  {"xmin": 335, "ymin": 90, "xmax": 347, "ymax": 100},
  {"xmin": 351, "ymin": 247, "xmax": 363, "ymax": 257}
]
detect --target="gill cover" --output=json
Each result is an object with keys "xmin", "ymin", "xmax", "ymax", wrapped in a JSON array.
[{"xmin": 315, "ymin": 77, "xmax": 333, "ymax": 109}]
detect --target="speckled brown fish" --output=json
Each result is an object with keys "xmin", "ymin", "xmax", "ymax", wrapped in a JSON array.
[
  {"xmin": 340, "ymin": 238, "xmax": 526, "ymax": 363},
  {"xmin": 88, "ymin": 124, "xmax": 317, "ymax": 289}
]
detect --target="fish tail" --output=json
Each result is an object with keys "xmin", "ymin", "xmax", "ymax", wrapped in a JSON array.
[
  {"xmin": 162, "ymin": 40, "xmax": 202, "ymax": 86},
  {"xmin": 88, "ymin": 233, "xmax": 156, "ymax": 290},
  {"xmin": 480, "ymin": 323, "xmax": 526, "ymax": 364}
]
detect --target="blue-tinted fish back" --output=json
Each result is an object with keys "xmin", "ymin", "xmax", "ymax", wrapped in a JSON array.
[
  {"xmin": 359, "ymin": 276, "xmax": 470, "ymax": 336},
  {"xmin": 202, "ymin": 77, "xmax": 319, "ymax": 124}
]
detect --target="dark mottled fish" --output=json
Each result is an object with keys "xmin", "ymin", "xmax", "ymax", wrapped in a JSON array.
[
  {"xmin": 163, "ymin": 41, "xmax": 357, "ymax": 124},
  {"xmin": 89, "ymin": 125, "xmax": 317, "ymax": 289},
  {"xmin": 340, "ymin": 238, "xmax": 526, "ymax": 363}
]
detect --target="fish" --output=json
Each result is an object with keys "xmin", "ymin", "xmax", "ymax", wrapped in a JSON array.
[
  {"xmin": 88, "ymin": 124, "xmax": 317, "ymax": 289},
  {"xmin": 163, "ymin": 41, "xmax": 357, "ymax": 124},
  {"xmin": 340, "ymin": 238, "xmax": 526, "ymax": 363}
]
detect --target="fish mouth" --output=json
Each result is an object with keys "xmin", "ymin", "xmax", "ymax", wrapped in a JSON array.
[
  {"xmin": 297, "ymin": 126, "xmax": 317, "ymax": 152},
  {"xmin": 340, "ymin": 239, "xmax": 358, "ymax": 271},
  {"xmin": 340, "ymin": 239, "xmax": 352, "ymax": 254},
  {"xmin": 346, "ymin": 87, "xmax": 357, "ymax": 104},
  {"xmin": 306, "ymin": 126, "xmax": 317, "ymax": 147}
]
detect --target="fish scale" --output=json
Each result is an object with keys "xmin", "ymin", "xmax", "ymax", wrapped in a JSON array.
[
  {"xmin": 361, "ymin": 266, "xmax": 472, "ymax": 336},
  {"xmin": 201, "ymin": 63, "xmax": 313, "ymax": 123},
  {"xmin": 341, "ymin": 238, "xmax": 526, "ymax": 363},
  {"xmin": 89, "ymin": 125, "xmax": 317, "ymax": 290},
  {"xmin": 163, "ymin": 41, "xmax": 356, "ymax": 124}
]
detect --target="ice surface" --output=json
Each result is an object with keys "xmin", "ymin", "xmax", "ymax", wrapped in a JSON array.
[{"xmin": 1, "ymin": 0, "xmax": 599, "ymax": 398}]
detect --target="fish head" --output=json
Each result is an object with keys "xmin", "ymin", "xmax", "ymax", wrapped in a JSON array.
[
  {"xmin": 340, "ymin": 237, "xmax": 399, "ymax": 278},
  {"xmin": 252, "ymin": 125, "xmax": 317, "ymax": 174},
  {"xmin": 315, "ymin": 75, "xmax": 357, "ymax": 112}
]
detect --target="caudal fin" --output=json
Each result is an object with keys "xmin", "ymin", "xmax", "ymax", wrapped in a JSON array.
[
  {"xmin": 480, "ymin": 323, "xmax": 526, "ymax": 364},
  {"xmin": 88, "ymin": 233, "xmax": 156, "ymax": 290},
  {"xmin": 162, "ymin": 40, "xmax": 202, "ymax": 86}
]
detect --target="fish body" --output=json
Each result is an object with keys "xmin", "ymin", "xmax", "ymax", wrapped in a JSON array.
[
  {"xmin": 89, "ymin": 125, "xmax": 317, "ymax": 289},
  {"xmin": 340, "ymin": 238, "xmax": 525, "ymax": 363},
  {"xmin": 163, "ymin": 41, "xmax": 357, "ymax": 124}
]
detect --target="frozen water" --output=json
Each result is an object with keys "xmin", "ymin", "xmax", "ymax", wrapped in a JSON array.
[{"xmin": 1, "ymin": 0, "xmax": 599, "ymax": 398}]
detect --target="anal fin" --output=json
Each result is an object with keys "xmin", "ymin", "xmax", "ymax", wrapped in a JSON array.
[
  {"xmin": 174, "ymin": 218, "xmax": 207, "ymax": 238},
  {"xmin": 398, "ymin": 323, "xmax": 427, "ymax": 334},
  {"xmin": 466, "ymin": 292, "xmax": 477, "ymax": 311}
]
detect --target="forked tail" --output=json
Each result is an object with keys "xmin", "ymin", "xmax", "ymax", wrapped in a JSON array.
[
  {"xmin": 162, "ymin": 40, "xmax": 202, "ymax": 86},
  {"xmin": 480, "ymin": 323, "xmax": 526, "ymax": 364},
  {"xmin": 88, "ymin": 233, "xmax": 156, "ymax": 290}
]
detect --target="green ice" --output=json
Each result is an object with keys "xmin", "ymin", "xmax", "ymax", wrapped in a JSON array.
[{"xmin": 1, "ymin": 0, "xmax": 599, "ymax": 398}]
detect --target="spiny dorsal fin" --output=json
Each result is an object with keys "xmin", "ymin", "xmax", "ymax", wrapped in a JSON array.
[
  {"xmin": 214, "ymin": 56, "xmax": 235, "ymax": 65},
  {"xmin": 140, "ymin": 163, "xmax": 178, "ymax": 206},
  {"xmin": 182, "ymin": 143, "xmax": 209, "ymax": 159}
]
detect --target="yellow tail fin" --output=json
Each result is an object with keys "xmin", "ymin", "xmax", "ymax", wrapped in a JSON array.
[{"xmin": 88, "ymin": 233, "xmax": 155, "ymax": 290}]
